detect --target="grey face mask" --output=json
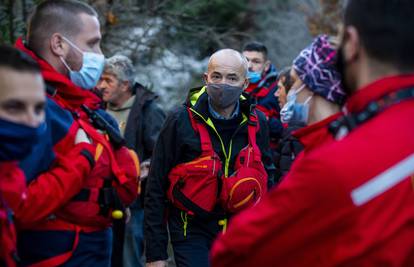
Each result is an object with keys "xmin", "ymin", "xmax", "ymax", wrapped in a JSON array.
[{"xmin": 206, "ymin": 83, "xmax": 243, "ymax": 109}]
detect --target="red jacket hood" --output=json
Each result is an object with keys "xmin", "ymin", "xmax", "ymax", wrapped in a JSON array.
[{"xmin": 293, "ymin": 113, "xmax": 341, "ymax": 152}]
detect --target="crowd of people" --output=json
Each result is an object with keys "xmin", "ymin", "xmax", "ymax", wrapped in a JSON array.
[{"xmin": 1, "ymin": 0, "xmax": 414, "ymax": 267}]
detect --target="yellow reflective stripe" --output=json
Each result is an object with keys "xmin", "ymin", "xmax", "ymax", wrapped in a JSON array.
[
  {"xmin": 206, "ymin": 118, "xmax": 228, "ymax": 157},
  {"xmin": 218, "ymin": 218, "xmax": 228, "ymax": 233},
  {"xmin": 241, "ymin": 113, "xmax": 248, "ymax": 124},
  {"xmin": 190, "ymin": 86, "xmax": 207, "ymax": 106},
  {"xmin": 190, "ymin": 108, "xmax": 229, "ymax": 175},
  {"xmin": 189, "ymin": 108, "xmax": 206, "ymax": 124},
  {"xmin": 181, "ymin": 211, "xmax": 188, "ymax": 237},
  {"xmin": 189, "ymin": 108, "xmax": 228, "ymax": 158},
  {"xmin": 188, "ymin": 107, "xmax": 248, "ymax": 178}
]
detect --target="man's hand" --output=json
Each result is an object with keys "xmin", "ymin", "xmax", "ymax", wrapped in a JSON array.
[
  {"xmin": 146, "ymin": 261, "xmax": 168, "ymax": 267},
  {"xmin": 75, "ymin": 128, "xmax": 91, "ymax": 144},
  {"xmin": 140, "ymin": 159, "xmax": 151, "ymax": 180},
  {"xmin": 125, "ymin": 207, "xmax": 131, "ymax": 224}
]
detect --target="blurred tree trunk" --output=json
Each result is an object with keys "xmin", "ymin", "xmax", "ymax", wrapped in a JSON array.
[
  {"xmin": 21, "ymin": 0, "xmax": 27, "ymax": 23},
  {"xmin": 8, "ymin": 0, "xmax": 14, "ymax": 43}
]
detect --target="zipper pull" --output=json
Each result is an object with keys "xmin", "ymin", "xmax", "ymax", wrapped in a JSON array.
[{"xmin": 181, "ymin": 211, "xmax": 188, "ymax": 238}]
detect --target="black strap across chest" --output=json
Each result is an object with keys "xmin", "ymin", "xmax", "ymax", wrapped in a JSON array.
[{"xmin": 329, "ymin": 87, "xmax": 414, "ymax": 137}]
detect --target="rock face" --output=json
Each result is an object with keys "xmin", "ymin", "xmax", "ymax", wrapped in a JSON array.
[{"xmin": 254, "ymin": 0, "xmax": 317, "ymax": 69}]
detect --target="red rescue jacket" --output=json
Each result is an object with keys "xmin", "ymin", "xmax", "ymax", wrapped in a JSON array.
[
  {"xmin": 0, "ymin": 162, "xmax": 26, "ymax": 267},
  {"xmin": 16, "ymin": 38, "xmax": 139, "ymax": 232},
  {"xmin": 15, "ymin": 39, "xmax": 139, "ymax": 267},
  {"xmin": 211, "ymin": 74, "xmax": 414, "ymax": 267}
]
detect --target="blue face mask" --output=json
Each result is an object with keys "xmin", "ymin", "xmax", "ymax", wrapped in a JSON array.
[
  {"xmin": 247, "ymin": 71, "xmax": 262, "ymax": 83},
  {"xmin": 0, "ymin": 118, "xmax": 46, "ymax": 161},
  {"xmin": 60, "ymin": 36, "xmax": 105, "ymax": 90},
  {"xmin": 280, "ymin": 84, "xmax": 313, "ymax": 124}
]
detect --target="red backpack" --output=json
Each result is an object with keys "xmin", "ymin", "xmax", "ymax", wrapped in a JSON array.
[
  {"xmin": 167, "ymin": 108, "xmax": 267, "ymax": 216},
  {"xmin": 56, "ymin": 117, "xmax": 139, "ymax": 228}
]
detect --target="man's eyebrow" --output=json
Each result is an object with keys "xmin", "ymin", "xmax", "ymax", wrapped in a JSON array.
[
  {"xmin": 211, "ymin": 71, "xmax": 222, "ymax": 75},
  {"xmin": 88, "ymin": 37, "xmax": 101, "ymax": 44},
  {"xmin": 1, "ymin": 99, "xmax": 25, "ymax": 107}
]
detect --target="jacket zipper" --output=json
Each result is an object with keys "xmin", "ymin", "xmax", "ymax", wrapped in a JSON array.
[{"xmin": 189, "ymin": 108, "xmax": 247, "ymax": 177}]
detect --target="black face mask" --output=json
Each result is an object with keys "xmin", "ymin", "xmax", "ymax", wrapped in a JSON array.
[{"xmin": 336, "ymin": 46, "xmax": 353, "ymax": 96}]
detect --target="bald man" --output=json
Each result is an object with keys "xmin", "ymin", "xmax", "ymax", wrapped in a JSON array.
[{"xmin": 144, "ymin": 49, "xmax": 274, "ymax": 267}]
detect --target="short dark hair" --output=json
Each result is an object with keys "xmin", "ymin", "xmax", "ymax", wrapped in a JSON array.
[
  {"xmin": 28, "ymin": 0, "xmax": 97, "ymax": 55},
  {"xmin": 0, "ymin": 45, "xmax": 40, "ymax": 73},
  {"xmin": 345, "ymin": 0, "xmax": 414, "ymax": 71},
  {"xmin": 277, "ymin": 67, "xmax": 293, "ymax": 93},
  {"xmin": 243, "ymin": 42, "xmax": 268, "ymax": 59}
]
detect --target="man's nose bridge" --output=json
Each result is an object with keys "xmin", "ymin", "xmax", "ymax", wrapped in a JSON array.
[
  {"xmin": 97, "ymin": 79, "xmax": 106, "ymax": 89},
  {"xmin": 25, "ymin": 109, "xmax": 41, "ymax": 128},
  {"xmin": 247, "ymin": 60, "xmax": 254, "ymax": 69},
  {"xmin": 96, "ymin": 45, "xmax": 103, "ymax": 55}
]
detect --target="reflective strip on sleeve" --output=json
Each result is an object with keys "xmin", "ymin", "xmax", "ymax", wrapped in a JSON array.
[{"xmin": 351, "ymin": 153, "xmax": 414, "ymax": 206}]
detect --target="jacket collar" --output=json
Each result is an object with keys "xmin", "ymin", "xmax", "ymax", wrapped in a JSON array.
[
  {"xmin": 134, "ymin": 83, "xmax": 158, "ymax": 105},
  {"xmin": 208, "ymin": 98, "xmax": 240, "ymax": 120},
  {"xmin": 345, "ymin": 74, "xmax": 414, "ymax": 113},
  {"xmin": 258, "ymin": 64, "xmax": 278, "ymax": 88},
  {"xmin": 108, "ymin": 95, "xmax": 136, "ymax": 112},
  {"xmin": 245, "ymin": 64, "xmax": 278, "ymax": 93},
  {"xmin": 293, "ymin": 113, "xmax": 341, "ymax": 151}
]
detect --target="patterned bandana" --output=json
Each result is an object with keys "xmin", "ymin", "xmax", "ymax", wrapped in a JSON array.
[{"xmin": 293, "ymin": 34, "xmax": 346, "ymax": 105}]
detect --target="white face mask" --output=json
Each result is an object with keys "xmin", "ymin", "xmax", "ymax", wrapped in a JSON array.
[
  {"xmin": 280, "ymin": 84, "xmax": 313, "ymax": 124},
  {"xmin": 59, "ymin": 36, "xmax": 105, "ymax": 90}
]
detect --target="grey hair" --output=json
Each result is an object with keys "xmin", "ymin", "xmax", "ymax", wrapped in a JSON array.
[{"xmin": 104, "ymin": 55, "xmax": 135, "ymax": 87}]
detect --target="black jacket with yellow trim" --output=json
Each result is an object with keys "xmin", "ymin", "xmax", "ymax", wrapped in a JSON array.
[{"xmin": 144, "ymin": 86, "xmax": 275, "ymax": 262}]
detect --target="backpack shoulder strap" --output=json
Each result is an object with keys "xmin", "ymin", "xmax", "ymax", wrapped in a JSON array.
[
  {"xmin": 187, "ymin": 107, "xmax": 214, "ymax": 153},
  {"xmin": 247, "ymin": 109, "xmax": 260, "ymax": 147},
  {"xmin": 329, "ymin": 86, "xmax": 414, "ymax": 139}
]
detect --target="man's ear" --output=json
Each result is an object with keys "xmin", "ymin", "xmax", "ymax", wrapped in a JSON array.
[
  {"xmin": 243, "ymin": 77, "xmax": 249, "ymax": 89},
  {"xmin": 264, "ymin": 60, "xmax": 271, "ymax": 73},
  {"xmin": 50, "ymin": 33, "xmax": 67, "ymax": 57},
  {"xmin": 121, "ymin": 81, "xmax": 130, "ymax": 93},
  {"xmin": 343, "ymin": 26, "xmax": 360, "ymax": 64},
  {"xmin": 203, "ymin": 72, "xmax": 209, "ymax": 85}
]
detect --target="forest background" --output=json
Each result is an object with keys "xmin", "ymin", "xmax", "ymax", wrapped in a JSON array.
[{"xmin": 0, "ymin": 0, "xmax": 343, "ymax": 109}]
